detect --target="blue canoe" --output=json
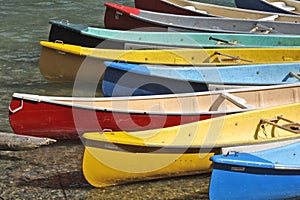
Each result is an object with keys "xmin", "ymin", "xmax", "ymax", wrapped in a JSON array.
[
  {"xmin": 102, "ymin": 61, "xmax": 300, "ymax": 97},
  {"xmin": 209, "ymin": 141, "xmax": 300, "ymax": 200}
]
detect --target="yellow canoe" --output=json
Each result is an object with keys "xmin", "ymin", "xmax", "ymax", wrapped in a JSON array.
[
  {"xmin": 82, "ymin": 103, "xmax": 300, "ymax": 187},
  {"xmin": 39, "ymin": 41, "xmax": 300, "ymax": 82}
]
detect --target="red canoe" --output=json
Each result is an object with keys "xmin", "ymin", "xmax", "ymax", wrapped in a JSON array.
[
  {"xmin": 8, "ymin": 93, "xmax": 222, "ymax": 140},
  {"xmin": 104, "ymin": 2, "xmax": 167, "ymax": 31},
  {"xmin": 104, "ymin": 2, "xmax": 300, "ymax": 34},
  {"xmin": 134, "ymin": 0, "xmax": 207, "ymax": 16},
  {"xmin": 134, "ymin": 0, "xmax": 300, "ymax": 21},
  {"xmin": 8, "ymin": 83, "xmax": 300, "ymax": 140}
]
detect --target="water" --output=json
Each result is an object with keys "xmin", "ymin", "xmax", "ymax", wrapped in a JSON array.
[
  {"xmin": 0, "ymin": 0, "xmax": 234, "ymax": 199},
  {"xmin": 0, "ymin": 0, "xmax": 235, "ymax": 132}
]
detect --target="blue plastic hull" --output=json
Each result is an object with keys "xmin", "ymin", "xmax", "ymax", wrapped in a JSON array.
[
  {"xmin": 210, "ymin": 142, "xmax": 300, "ymax": 200},
  {"xmin": 210, "ymin": 164, "xmax": 300, "ymax": 200},
  {"xmin": 102, "ymin": 67, "xmax": 208, "ymax": 97},
  {"xmin": 102, "ymin": 62, "xmax": 300, "ymax": 96}
]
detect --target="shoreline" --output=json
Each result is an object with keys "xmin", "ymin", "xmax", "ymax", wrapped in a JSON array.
[{"xmin": 0, "ymin": 140, "xmax": 210, "ymax": 199}]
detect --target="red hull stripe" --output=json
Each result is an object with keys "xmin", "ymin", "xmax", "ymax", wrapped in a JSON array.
[{"xmin": 104, "ymin": 2, "xmax": 140, "ymax": 15}]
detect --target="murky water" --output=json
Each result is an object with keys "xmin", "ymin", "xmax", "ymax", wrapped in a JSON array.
[
  {"xmin": 1, "ymin": 0, "xmax": 234, "ymax": 199},
  {"xmin": 0, "ymin": 0, "xmax": 109, "ymax": 132},
  {"xmin": 0, "ymin": 0, "xmax": 234, "ymax": 132}
]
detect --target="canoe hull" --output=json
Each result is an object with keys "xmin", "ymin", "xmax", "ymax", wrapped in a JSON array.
[
  {"xmin": 9, "ymin": 83, "xmax": 300, "ymax": 139},
  {"xmin": 104, "ymin": 3, "xmax": 168, "ymax": 31},
  {"xmin": 39, "ymin": 41, "xmax": 300, "ymax": 83},
  {"xmin": 102, "ymin": 66, "xmax": 209, "ymax": 96},
  {"xmin": 38, "ymin": 44, "xmax": 106, "ymax": 82},
  {"xmin": 82, "ymin": 143, "xmax": 215, "ymax": 187},
  {"xmin": 48, "ymin": 20, "xmax": 128, "ymax": 49},
  {"xmin": 48, "ymin": 21, "xmax": 103, "ymax": 48},
  {"xmin": 102, "ymin": 62, "xmax": 300, "ymax": 96},
  {"xmin": 8, "ymin": 96, "xmax": 220, "ymax": 140},
  {"xmin": 210, "ymin": 164, "xmax": 300, "ymax": 200},
  {"xmin": 210, "ymin": 141, "xmax": 300, "ymax": 200},
  {"xmin": 48, "ymin": 20, "xmax": 300, "ymax": 49},
  {"xmin": 82, "ymin": 103, "xmax": 300, "ymax": 187},
  {"xmin": 104, "ymin": 2, "xmax": 300, "ymax": 34}
]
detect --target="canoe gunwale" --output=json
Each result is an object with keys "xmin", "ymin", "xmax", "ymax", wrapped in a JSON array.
[
  {"xmin": 82, "ymin": 131, "xmax": 300, "ymax": 150},
  {"xmin": 50, "ymin": 20, "xmax": 300, "ymax": 49},
  {"xmin": 13, "ymin": 81, "xmax": 300, "ymax": 101},
  {"xmin": 212, "ymin": 154, "xmax": 300, "ymax": 171},
  {"xmin": 11, "ymin": 82, "xmax": 300, "ymax": 115},
  {"xmin": 82, "ymin": 136, "xmax": 220, "ymax": 154},
  {"xmin": 9, "ymin": 93, "xmax": 250, "ymax": 116},
  {"xmin": 40, "ymin": 41, "xmax": 300, "ymax": 66},
  {"xmin": 104, "ymin": 61, "xmax": 300, "ymax": 86}
]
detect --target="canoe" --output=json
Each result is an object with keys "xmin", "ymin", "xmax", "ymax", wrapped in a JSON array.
[
  {"xmin": 9, "ymin": 83, "xmax": 300, "ymax": 139},
  {"xmin": 82, "ymin": 103, "xmax": 300, "ymax": 187},
  {"xmin": 39, "ymin": 41, "xmax": 300, "ymax": 82},
  {"xmin": 102, "ymin": 61, "xmax": 300, "ymax": 96},
  {"xmin": 49, "ymin": 20, "xmax": 300, "ymax": 49},
  {"xmin": 235, "ymin": 0, "xmax": 300, "ymax": 15},
  {"xmin": 104, "ymin": 2, "xmax": 300, "ymax": 35},
  {"xmin": 209, "ymin": 141, "xmax": 300, "ymax": 200},
  {"xmin": 135, "ymin": 0, "xmax": 300, "ymax": 22}
]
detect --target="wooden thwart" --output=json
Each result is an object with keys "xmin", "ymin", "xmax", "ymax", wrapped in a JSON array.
[
  {"xmin": 209, "ymin": 92, "xmax": 255, "ymax": 111},
  {"xmin": 213, "ymin": 52, "xmax": 253, "ymax": 63},
  {"xmin": 289, "ymin": 72, "xmax": 300, "ymax": 80},
  {"xmin": 260, "ymin": 115, "xmax": 300, "ymax": 134}
]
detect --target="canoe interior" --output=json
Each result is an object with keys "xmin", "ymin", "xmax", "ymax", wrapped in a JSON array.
[
  {"xmin": 235, "ymin": 0, "xmax": 300, "ymax": 15},
  {"xmin": 136, "ymin": 0, "xmax": 300, "ymax": 22}
]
